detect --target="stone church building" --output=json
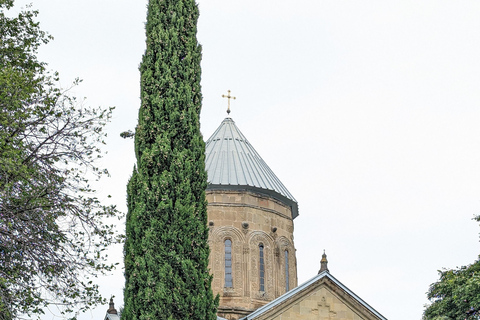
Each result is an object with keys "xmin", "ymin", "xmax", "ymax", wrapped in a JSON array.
[
  {"xmin": 105, "ymin": 115, "xmax": 387, "ymax": 320},
  {"xmin": 203, "ymin": 116, "xmax": 386, "ymax": 320}
]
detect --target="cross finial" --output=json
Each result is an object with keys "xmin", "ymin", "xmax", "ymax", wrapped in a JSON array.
[
  {"xmin": 319, "ymin": 250, "xmax": 329, "ymax": 274},
  {"xmin": 222, "ymin": 90, "xmax": 236, "ymax": 115},
  {"xmin": 107, "ymin": 297, "xmax": 118, "ymax": 315}
]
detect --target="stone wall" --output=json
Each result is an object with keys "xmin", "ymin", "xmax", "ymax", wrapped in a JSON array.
[
  {"xmin": 206, "ymin": 190, "xmax": 298, "ymax": 320},
  {"xmin": 261, "ymin": 287, "xmax": 366, "ymax": 320}
]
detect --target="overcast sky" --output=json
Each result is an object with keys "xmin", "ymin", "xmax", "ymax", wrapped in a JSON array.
[{"xmin": 12, "ymin": 1, "xmax": 480, "ymax": 319}]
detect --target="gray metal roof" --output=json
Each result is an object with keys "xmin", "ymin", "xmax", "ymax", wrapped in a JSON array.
[{"xmin": 205, "ymin": 118, "xmax": 298, "ymax": 219}]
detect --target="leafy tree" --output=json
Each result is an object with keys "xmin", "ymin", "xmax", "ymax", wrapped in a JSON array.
[
  {"xmin": 122, "ymin": 0, "xmax": 218, "ymax": 319},
  {"xmin": 423, "ymin": 216, "xmax": 480, "ymax": 320},
  {"xmin": 0, "ymin": 1, "xmax": 120, "ymax": 318}
]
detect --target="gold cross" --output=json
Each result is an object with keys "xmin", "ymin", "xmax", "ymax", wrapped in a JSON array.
[{"xmin": 222, "ymin": 90, "xmax": 236, "ymax": 115}]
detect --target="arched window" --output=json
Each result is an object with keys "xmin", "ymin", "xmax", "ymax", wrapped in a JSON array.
[
  {"xmin": 259, "ymin": 244, "xmax": 265, "ymax": 291},
  {"xmin": 285, "ymin": 250, "xmax": 289, "ymax": 292},
  {"xmin": 225, "ymin": 239, "xmax": 232, "ymax": 288}
]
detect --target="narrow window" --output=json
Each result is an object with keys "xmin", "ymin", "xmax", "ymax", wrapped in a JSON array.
[
  {"xmin": 285, "ymin": 250, "xmax": 289, "ymax": 292},
  {"xmin": 259, "ymin": 244, "xmax": 265, "ymax": 291},
  {"xmin": 225, "ymin": 239, "xmax": 232, "ymax": 288}
]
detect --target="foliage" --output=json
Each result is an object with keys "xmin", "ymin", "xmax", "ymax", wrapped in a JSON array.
[
  {"xmin": 423, "ymin": 217, "xmax": 480, "ymax": 320},
  {"xmin": 122, "ymin": 0, "xmax": 218, "ymax": 319},
  {"xmin": 0, "ymin": 1, "xmax": 120, "ymax": 318},
  {"xmin": 120, "ymin": 130, "xmax": 134, "ymax": 139}
]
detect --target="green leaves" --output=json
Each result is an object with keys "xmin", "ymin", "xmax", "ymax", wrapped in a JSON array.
[
  {"xmin": 0, "ymin": 1, "xmax": 121, "ymax": 319},
  {"xmin": 123, "ymin": 0, "xmax": 216, "ymax": 319},
  {"xmin": 424, "ymin": 217, "xmax": 480, "ymax": 320}
]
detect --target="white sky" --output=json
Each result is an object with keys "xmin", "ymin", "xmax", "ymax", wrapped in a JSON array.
[{"xmin": 12, "ymin": 1, "xmax": 480, "ymax": 320}]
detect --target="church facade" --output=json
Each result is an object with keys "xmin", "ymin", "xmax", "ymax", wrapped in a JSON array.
[
  {"xmin": 204, "ymin": 117, "xmax": 299, "ymax": 319},
  {"xmin": 239, "ymin": 267, "xmax": 387, "ymax": 320},
  {"xmin": 203, "ymin": 117, "xmax": 387, "ymax": 320},
  {"xmin": 105, "ymin": 116, "xmax": 387, "ymax": 320}
]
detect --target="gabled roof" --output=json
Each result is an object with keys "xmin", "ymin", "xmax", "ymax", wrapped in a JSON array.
[
  {"xmin": 241, "ymin": 271, "xmax": 387, "ymax": 320},
  {"xmin": 104, "ymin": 314, "xmax": 120, "ymax": 320},
  {"xmin": 103, "ymin": 298, "xmax": 120, "ymax": 320},
  {"xmin": 205, "ymin": 117, "xmax": 298, "ymax": 218}
]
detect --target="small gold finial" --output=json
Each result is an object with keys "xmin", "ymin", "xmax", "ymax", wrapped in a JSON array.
[
  {"xmin": 222, "ymin": 90, "xmax": 236, "ymax": 115},
  {"xmin": 319, "ymin": 250, "xmax": 329, "ymax": 274}
]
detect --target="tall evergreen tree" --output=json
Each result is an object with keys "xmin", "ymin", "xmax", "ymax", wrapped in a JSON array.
[{"xmin": 122, "ymin": 0, "xmax": 217, "ymax": 319}]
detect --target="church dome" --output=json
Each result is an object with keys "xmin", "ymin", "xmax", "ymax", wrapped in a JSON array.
[{"xmin": 205, "ymin": 117, "xmax": 298, "ymax": 218}]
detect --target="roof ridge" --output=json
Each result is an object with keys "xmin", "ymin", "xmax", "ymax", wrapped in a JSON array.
[{"xmin": 241, "ymin": 272, "xmax": 387, "ymax": 320}]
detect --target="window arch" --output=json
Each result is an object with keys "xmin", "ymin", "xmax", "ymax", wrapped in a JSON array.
[
  {"xmin": 224, "ymin": 239, "xmax": 232, "ymax": 288},
  {"xmin": 259, "ymin": 244, "xmax": 265, "ymax": 291},
  {"xmin": 285, "ymin": 249, "xmax": 289, "ymax": 292}
]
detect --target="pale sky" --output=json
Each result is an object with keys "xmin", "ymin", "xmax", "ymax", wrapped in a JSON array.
[{"xmin": 12, "ymin": 1, "xmax": 480, "ymax": 320}]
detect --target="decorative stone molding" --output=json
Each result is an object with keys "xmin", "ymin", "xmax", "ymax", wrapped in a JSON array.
[
  {"xmin": 206, "ymin": 189, "xmax": 293, "ymax": 219},
  {"xmin": 211, "ymin": 225, "xmax": 246, "ymax": 243},
  {"xmin": 248, "ymin": 231, "xmax": 274, "ymax": 246},
  {"xmin": 206, "ymin": 189, "xmax": 298, "ymax": 319},
  {"xmin": 210, "ymin": 226, "xmax": 245, "ymax": 298},
  {"xmin": 248, "ymin": 231, "xmax": 275, "ymax": 297},
  {"xmin": 253, "ymin": 291, "xmax": 272, "ymax": 301},
  {"xmin": 242, "ymin": 221, "xmax": 249, "ymax": 235},
  {"xmin": 275, "ymin": 236, "xmax": 297, "ymax": 296},
  {"xmin": 223, "ymin": 286, "xmax": 237, "ymax": 297}
]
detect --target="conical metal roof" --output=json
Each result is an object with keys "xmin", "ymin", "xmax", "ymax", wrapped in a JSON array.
[{"xmin": 205, "ymin": 117, "xmax": 298, "ymax": 219}]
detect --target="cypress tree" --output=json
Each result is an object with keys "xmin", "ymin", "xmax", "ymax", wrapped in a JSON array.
[{"xmin": 122, "ymin": 0, "xmax": 217, "ymax": 319}]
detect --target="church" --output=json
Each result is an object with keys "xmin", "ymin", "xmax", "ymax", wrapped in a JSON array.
[{"xmin": 105, "ymin": 105, "xmax": 388, "ymax": 320}]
